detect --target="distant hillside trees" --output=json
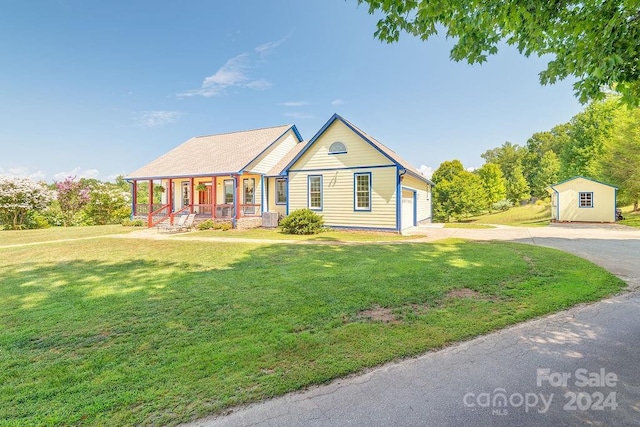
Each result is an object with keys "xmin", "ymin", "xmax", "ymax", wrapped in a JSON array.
[{"xmin": 478, "ymin": 96, "xmax": 640, "ymax": 211}]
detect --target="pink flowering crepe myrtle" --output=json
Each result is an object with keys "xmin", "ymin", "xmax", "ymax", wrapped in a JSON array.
[{"xmin": 55, "ymin": 176, "xmax": 91, "ymax": 226}]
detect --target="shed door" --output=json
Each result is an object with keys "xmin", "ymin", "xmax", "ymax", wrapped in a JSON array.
[{"xmin": 401, "ymin": 190, "xmax": 415, "ymax": 230}]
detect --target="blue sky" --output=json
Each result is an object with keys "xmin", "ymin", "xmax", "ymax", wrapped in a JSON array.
[{"xmin": 0, "ymin": 0, "xmax": 583, "ymax": 182}]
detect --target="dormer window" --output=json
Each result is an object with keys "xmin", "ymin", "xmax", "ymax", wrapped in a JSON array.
[{"xmin": 328, "ymin": 141, "xmax": 347, "ymax": 154}]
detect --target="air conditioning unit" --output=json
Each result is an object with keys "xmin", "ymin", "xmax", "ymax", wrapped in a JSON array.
[{"xmin": 262, "ymin": 212, "xmax": 279, "ymax": 228}]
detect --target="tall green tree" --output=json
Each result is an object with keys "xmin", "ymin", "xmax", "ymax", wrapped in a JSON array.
[
  {"xmin": 481, "ymin": 142, "xmax": 525, "ymax": 179},
  {"xmin": 560, "ymin": 98, "xmax": 619, "ymax": 180},
  {"xmin": 530, "ymin": 151, "xmax": 561, "ymax": 198},
  {"xmin": 356, "ymin": 0, "xmax": 640, "ymax": 105},
  {"xmin": 601, "ymin": 107, "xmax": 640, "ymax": 210},
  {"xmin": 432, "ymin": 160, "xmax": 484, "ymax": 221},
  {"xmin": 431, "ymin": 159, "xmax": 465, "ymax": 184},
  {"xmin": 522, "ymin": 124, "xmax": 571, "ymax": 189},
  {"xmin": 477, "ymin": 163, "xmax": 506, "ymax": 211},
  {"xmin": 505, "ymin": 165, "xmax": 530, "ymax": 203}
]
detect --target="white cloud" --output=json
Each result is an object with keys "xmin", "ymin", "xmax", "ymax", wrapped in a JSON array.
[
  {"xmin": 244, "ymin": 78, "xmax": 272, "ymax": 91},
  {"xmin": 419, "ymin": 165, "xmax": 433, "ymax": 179},
  {"xmin": 278, "ymin": 101, "xmax": 310, "ymax": 107},
  {"xmin": 179, "ymin": 37, "xmax": 287, "ymax": 98},
  {"xmin": 53, "ymin": 167, "xmax": 100, "ymax": 181},
  {"xmin": 466, "ymin": 167, "xmax": 477, "ymax": 173},
  {"xmin": 0, "ymin": 166, "xmax": 46, "ymax": 181},
  {"xmin": 284, "ymin": 112, "xmax": 315, "ymax": 119},
  {"xmin": 255, "ymin": 35, "xmax": 288, "ymax": 58},
  {"xmin": 136, "ymin": 111, "xmax": 182, "ymax": 128},
  {"xmin": 331, "ymin": 99, "xmax": 345, "ymax": 106}
]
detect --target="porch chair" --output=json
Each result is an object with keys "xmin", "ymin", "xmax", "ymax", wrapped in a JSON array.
[
  {"xmin": 178, "ymin": 213, "xmax": 197, "ymax": 232},
  {"xmin": 157, "ymin": 214, "xmax": 188, "ymax": 233}
]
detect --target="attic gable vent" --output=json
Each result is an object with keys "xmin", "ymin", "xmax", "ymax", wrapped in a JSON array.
[{"xmin": 328, "ymin": 141, "xmax": 347, "ymax": 154}]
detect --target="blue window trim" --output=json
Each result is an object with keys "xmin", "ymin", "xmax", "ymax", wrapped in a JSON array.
[
  {"xmin": 578, "ymin": 191, "xmax": 594, "ymax": 208},
  {"xmin": 308, "ymin": 175, "xmax": 323, "ymax": 211},
  {"xmin": 353, "ymin": 172, "xmax": 372, "ymax": 212},
  {"xmin": 275, "ymin": 178, "xmax": 287, "ymax": 205}
]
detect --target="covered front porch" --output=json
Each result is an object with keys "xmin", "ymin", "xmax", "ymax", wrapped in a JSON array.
[{"xmin": 130, "ymin": 173, "xmax": 263, "ymax": 228}]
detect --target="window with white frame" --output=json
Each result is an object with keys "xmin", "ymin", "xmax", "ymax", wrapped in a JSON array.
[
  {"xmin": 579, "ymin": 192, "xmax": 593, "ymax": 208},
  {"xmin": 308, "ymin": 175, "xmax": 322, "ymax": 210},
  {"xmin": 354, "ymin": 173, "xmax": 371, "ymax": 210},
  {"xmin": 275, "ymin": 178, "xmax": 287, "ymax": 204}
]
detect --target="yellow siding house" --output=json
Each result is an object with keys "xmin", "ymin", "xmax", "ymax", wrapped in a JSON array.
[
  {"xmin": 125, "ymin": 114, "xmax": 433, "ymax": 231},
  {"xmin": 547, "ymin": 176, "xmax": 617, "ymax": 223},
  {"xmin": 277, "ymin": 114, "xmax": 433, "ymax": 231}
]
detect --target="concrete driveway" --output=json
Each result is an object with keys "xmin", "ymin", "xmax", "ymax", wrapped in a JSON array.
[{"xmin": 184, "ymin": 224, "xmax": 640, "ymax": 427}]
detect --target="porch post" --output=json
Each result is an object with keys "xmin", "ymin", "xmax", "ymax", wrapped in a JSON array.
[
  {"xmin": 189, "ymin": 177, "xmax": 194, "ymax": 214},
  {"xmin": 211, "ymin": 176, "xmax": 216, "ymax": 219},
  {"xmin": 168, "ymin": 178, "xmax": 174, "ymax": 224},
  {"xmin": 235, "ymin": 174, "xmax": 241, "ymax": 221},
  {"xmin": 260, "ymin": 176, "xmax": 265, "ymax": 214},
  {"xmin": 131, "ymin": 180, "xmax": 137, "ymax": 217},
  {"xmin": 148, "ymin": 179, "xmax": 153, "ymax": 227}
]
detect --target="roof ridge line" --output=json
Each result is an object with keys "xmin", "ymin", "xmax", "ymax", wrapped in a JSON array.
[{"xmin": 194, "ymin": 124, "xmax": 293, "ymax": 139}]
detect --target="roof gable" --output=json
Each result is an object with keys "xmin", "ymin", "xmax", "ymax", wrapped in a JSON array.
[
  {"xmin": 126, "ymin": 125, "xmax": 298, "ymax": 180},
  {"xmin": 281, "ymin": 114, "xmax": 433, "ymax": 185},
  {"xmin": 549, "ymin": 176, "xmax": 618, "ymax": 190}
]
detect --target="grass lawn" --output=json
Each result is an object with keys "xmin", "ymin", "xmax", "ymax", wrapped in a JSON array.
[
  {"xmin": 469, "ymin": 204, "xmax": 551, "ymax": 226},
  {"xmin": 0, "ymin": 237, "xmax": 624, "ymax": 425},
  {"xmin": 0, "ymin": 225, "xmax": 133, "ymax": 246},
  {"xmin": 180, "ymin": 227, "xmax": 421, "ymax": 242},
  {"xmin": 620, "ymin": 213, "xmax": 640, "ymax": 228},
  {"xmin": 443, "ymin": 223, "xmax": 495, "ymax": 229},
  {"xmin": 619, "ymin": 206, "xmax": 640, "ymax": 228}
]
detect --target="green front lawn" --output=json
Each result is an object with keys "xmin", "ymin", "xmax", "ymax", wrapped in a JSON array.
[
  {"xmin": 469, "ymin": 204, "xmax": 551, "ymax": 226},
  {"xmin": 0, "ymin": 224, "xmax": 133, "ymax": 246},
  {"xmin": 619, "ymin": 208, "xmax": 640, "ymax": 228},
  {"xmin": 181, "ymin": 227, "xmax": 421, "ymax": 242},
  {"xmin": 0, "ymin": 237, "xmax": 624, "ymax": 425}
]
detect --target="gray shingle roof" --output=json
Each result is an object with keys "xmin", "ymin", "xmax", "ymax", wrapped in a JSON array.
[
  {"xmin": 340, "ymin": 116, "xmax": 433, "ymax": 184},
  {"xmin": 126, "ymin": 125, "xmax": 293, "ymax": 179},
  {"xmin": 265, "ymin": 140, "xmax": 310, "ymax": 176}
]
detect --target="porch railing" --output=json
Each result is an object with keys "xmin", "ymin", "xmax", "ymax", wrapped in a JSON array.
[
  {"xmin": 143, "ymin": 203, "xmax": 262, "ymax": 226},
  {"xmin": 148, "ymin": 204, "xmax": 170, "ymax": 228},
  {"xmin": 136, "ymin": 203, "xmax": 164, "ymax": 216},
  {"xmin": 192, "ymin": 204, "xmax": 262, "ymax": 218}
]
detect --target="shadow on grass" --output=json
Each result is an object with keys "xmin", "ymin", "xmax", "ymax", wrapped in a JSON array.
[{"xmin": 0, "ymin": 240, "xmax": 626, "ymax": 425}]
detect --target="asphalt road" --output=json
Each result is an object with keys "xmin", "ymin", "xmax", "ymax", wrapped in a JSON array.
[{"xmin": 184, "ymin": 224, "xmax": 640, "ymax": 427}]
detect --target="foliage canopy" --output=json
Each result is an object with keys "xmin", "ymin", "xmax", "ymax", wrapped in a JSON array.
[{"xmin": 357, "ymin": 0, "xmax": 640, "ymax": 105}]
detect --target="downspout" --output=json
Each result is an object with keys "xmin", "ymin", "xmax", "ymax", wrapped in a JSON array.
[
  {"xmin": 261, "ymin": 175, "xmax": 265, "ymax": 215},
  {"xmin": 397, "ymin": 168, "xmax": 406, "ymax": 233},
  {"xmin": 285, "ymin": 173, "xmax": 290, "ymax": 216},
  {"xmin": 233, "ymin": 175, "xmax": 239, "ymax": 229}
]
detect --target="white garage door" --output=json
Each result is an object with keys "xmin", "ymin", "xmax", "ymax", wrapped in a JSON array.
[{"xmin": 401, "ymin": 190, "xmax": 415, "ymax": 230}]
